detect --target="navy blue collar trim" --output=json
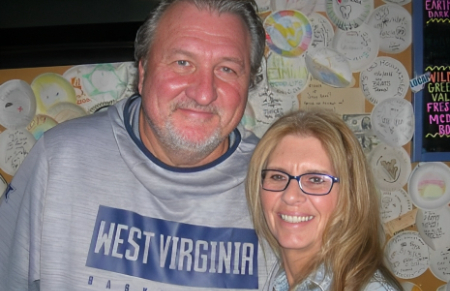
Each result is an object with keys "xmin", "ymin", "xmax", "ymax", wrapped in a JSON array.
[{"xmin": 123, "ymin": 94, "xmax": 242, "ymax": 173}]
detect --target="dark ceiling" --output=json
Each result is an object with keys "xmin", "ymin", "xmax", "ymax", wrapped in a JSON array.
[{"xmin": 0, "ymin": 0, "xmax": 160, "ymax": 69}]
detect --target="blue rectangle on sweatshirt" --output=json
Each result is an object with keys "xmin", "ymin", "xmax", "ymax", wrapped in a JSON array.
[{"xmin": 86, "ymin": 205, "xmax": 259, "ymax": 289}]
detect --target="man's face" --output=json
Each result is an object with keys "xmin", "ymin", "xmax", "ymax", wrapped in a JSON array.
[{"xmin": 138, "ymin": 2, "xmax": 252, "ymax": 165}]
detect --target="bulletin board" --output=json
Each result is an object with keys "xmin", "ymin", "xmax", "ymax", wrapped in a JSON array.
[
  {"xmin": 412, "ymin": 0, "xmax": 450, "ymax": 162},
  {"xmin": 254, "ymin": 0, "xmax": 447, "ymax": 290},
  {"xmin": 0, "ymin": 66, "xmax": 71, "ymax": 183}
]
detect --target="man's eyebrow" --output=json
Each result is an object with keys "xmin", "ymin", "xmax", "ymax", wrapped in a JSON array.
[
  {"xmin": 222, "ymin": 57, "xmax": 245, "ymax": 67},
  {"xmin": 167, "ymin": 48, "xmax": 194, "ymax": 58},
  {"xmin": 168, "ymin": 49, "xmax": 245, "ymax": 66}
]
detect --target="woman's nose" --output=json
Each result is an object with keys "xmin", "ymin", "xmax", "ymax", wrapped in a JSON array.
[{"xmin": 281, "ymin": 179, "xmax": 307, "ymax": 205}]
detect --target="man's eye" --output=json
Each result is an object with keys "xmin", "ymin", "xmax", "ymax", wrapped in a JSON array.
[
  {"xmin": 221, "ymin": 67, "xmax": 236, "ymax": 74},
  {"xmin": 177, "ymin": 60, "xmax": 190, "ymax": 66}
]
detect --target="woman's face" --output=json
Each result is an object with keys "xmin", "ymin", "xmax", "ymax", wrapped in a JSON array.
[{"xmin": 261, "ymin": 134, "xmax": 339, "ymax": 260}]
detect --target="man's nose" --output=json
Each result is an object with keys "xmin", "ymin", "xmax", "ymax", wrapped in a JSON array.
[{"xmin": 185, "ymin": 69, "xmax": 218, "ymax": 105}]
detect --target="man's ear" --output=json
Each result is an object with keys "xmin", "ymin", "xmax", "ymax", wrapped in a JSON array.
[{"xmin": 138, "ymin": 60, "xmax": 145, "ymax": 95}]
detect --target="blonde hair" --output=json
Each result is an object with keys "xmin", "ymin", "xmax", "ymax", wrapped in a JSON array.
[{"xmin": 245, "ymin": 109, "xmax": 402, "ymax": 290}]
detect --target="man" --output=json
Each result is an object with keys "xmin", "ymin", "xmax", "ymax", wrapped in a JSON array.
[{"xmin": 0, "ymin": 0, "xmax": 274, "ymax": 290}]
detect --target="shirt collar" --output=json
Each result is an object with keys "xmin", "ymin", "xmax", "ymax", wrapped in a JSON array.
[{"xmin": 273, "ymin": 264, "xmax": 332, "ymax": 291}]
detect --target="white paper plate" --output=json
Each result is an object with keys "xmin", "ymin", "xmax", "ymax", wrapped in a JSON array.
[
  {"xmin": 31, "ymin": 73, "xmax": 77, "ymax": 114},
  {"xmin": 26, "ymin": 114, "xmax": 58, "ymax": 140},
  {"xmin": 332, "ymin": 23, "xmax": 379, "ymax": 73},
  {"xmin": 382, "ymin": 0, "xmax": 411, "ymax": 5},
  {"xmin": 264, "ymin": 10, "xmax": 313, "ymax": 57},
  {"xmin": 430, "ymin": 248, "xmax": 450, "ymax": 282},
  {"xmin": 0, "ymin": 79, "xmax": 37, "ymax": 129},
  {"xmin": 360, "ymin": 57, "xmax": 409, "ymax": 105},
  {"xmin": 416, "ymin": 207, "xmax": 450, "ymax": 251},
  {"xmin": 325, "ymin": 0, "xmax": 373, "ymax": 30},
  {"xmin": 256, "ymin": 0, "xmax": 272, "ymax": 14},
  {"xmin": 305, "ymin": 48, "xmax": 353, "ymax": 87},
  {"xmin": 246, "ymin": 57, "xmax": 267, "ymax": 129},
  {"xmin": 63, "ymin": 63, "xmax": 133, "ymax": 114},
  {"xmin": 384, "ymin": 231, "xmax": 430, "ymax": 279},
  {"xmin": 240, "ymin": 102, "xmax": 257, "ymax": 131},
  {"xmin": 46, "ymin": 102, "xmax": 87, "ymax": 123},
  {"xmin": 267, "ymin": 52, "xmax": 310, "ymax": 96},
  {"xmin": 270, "ymin": 0, "xmax": 317, "ymax": 15},
  {"xmin": 244, "ymin": 57, "xmax": 268, "ymax": 131},
  {"xmin": 400, "ymin": 282, "xmax": 423, "ymax": 291},
  {"xmin": 0, "ymin": 128, "xmax": 36, "ymax": 175},
  {"xmin": 371, "ymin": 98, "xmax": 414, "ymax": 147},
  {"xmin": 307, "ymin": 12, "xmax": 335, "ymax": 51},
  {"xmin": 408, "ymin": 162, "xmax": 450, "ymax": 211},
  {"xmin": 248, "ymin": 88, "xmax": 299, "ymax": 138},
  {"xmin": 369, "ymin": 143, "xmax": 411, "ymax": 191},
  {"xmin": 379, "ymin": 188, "xmax": 413, "ymax": 223},
  {"xmin": 367, "ymin": 4, "xmax": 412, "ymax": 54}
]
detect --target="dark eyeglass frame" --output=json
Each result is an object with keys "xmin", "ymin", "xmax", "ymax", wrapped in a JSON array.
[{"xmin": 261, "ymin": 169, "xmax": 340, "ymax": 196}]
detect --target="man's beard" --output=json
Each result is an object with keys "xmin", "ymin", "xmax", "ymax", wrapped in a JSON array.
[{"xmin": 143, "ymin": 102, "xmax": 226, "ymax": 163}]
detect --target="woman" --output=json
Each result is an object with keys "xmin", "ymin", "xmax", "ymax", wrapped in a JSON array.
[{"xmin": 246, "ymin": 109, "xmax": 402, "ymax": 291}]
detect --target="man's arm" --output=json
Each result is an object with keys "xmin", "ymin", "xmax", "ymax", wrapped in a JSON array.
[{"xmin": 0, "ymin": 137, "xmax": 48, "ymax": 291}]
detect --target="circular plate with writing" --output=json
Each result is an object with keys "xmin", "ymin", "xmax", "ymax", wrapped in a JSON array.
[
  {"xmin": 367, "ymin": 4, "xmax": 412, "ymax": 54},
  {"xmin": 360, "ymin": 57, "xmax": 409, "ymax": 105},
  {"xmin": 429, "ymin": 247, "xmax": 450, "ymax": 282},
  {"xmin": 371, "ymin": 98, "xmax": 414, "ymax": 147},
  {"xmin": 416, "ymin": 206, "xmax": 450, "ymax": 251},
  {"xmin": 26, "ymin": 114, "xmax": 58, "ymax": 140},
  {"xmin": 264, "ymin": 10, "xmax": 313, "ymax": 57},
  {"xmin": 369, "ymin": 143, "xmax": 411, "ymax": 191},
  {"xmin": 267, "ymin": 52, "xmax": 310, "ymax": 96},
  {"xmin": 385, "ymin": 231, "xmax": 430, "ymax": 279},
  {"xmin": 249, "ymin": 89, "xmax": 299, "ymax": 138},
  {"xmin": 325, "ymin": 0, "xmax": 373, "ymax": 31},
  {"xmin": 0, "ymin": 128, "xmax": 36, "ymax": 176},
  {"xmin": 308, "ymin": 12, "xmax": 335, "ymax": 51},
  {"xmin": 379, "ymin": 188, "xmax": 412, "ymax": 223},
  {"xmin": 332, "ymin": 23, "xmax": 379, "ymax": 73}
]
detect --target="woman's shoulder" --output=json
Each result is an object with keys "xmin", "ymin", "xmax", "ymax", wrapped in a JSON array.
[{"xmin": 364, "ymin": 270, "xmax": 401, "ymax": 291}]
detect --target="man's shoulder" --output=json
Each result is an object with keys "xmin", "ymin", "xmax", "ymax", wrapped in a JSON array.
[
  {"xmin": 237, "ymin": 124, "xmax": 260, "ymax": 151},
  {"xmin": 43, "ymin": 105, "xmax": 118, "ymax": 140}
]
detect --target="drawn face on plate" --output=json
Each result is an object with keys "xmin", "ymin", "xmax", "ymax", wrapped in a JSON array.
[
  {"xmin": 38, "ymin": 83, "xmax": 69, "ymax": 108},
  {"xmin": 0, "ymin": 80, "xmax": 36, "ymax": 129},
  {"xmin": 31, "ymin": 73, "xmax": 77, "ymax": 113}
]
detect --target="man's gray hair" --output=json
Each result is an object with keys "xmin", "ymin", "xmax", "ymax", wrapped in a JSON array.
[{"xmin": 134, "ymin": 0, "xmax": 266, "ymax": 82}]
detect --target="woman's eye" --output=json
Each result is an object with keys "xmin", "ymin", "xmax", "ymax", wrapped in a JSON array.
[
  {"xmin": 270, "ymin": 175, "xmax": 285, "ymax": 181},
  {"xmin": 309, "ymin": 176, "xmax": 324, "ymax": 183}
]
